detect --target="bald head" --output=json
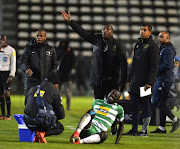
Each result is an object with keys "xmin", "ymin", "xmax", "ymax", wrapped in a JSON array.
[{"xmin": 158, "ymin": 32, "xmax": 170, "ymax": 45}]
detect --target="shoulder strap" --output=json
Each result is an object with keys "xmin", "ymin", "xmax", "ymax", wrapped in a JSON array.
[
  {"xmin": 35, "ymin": 85, "xmax": 46, "ymax": 109},
  {"xmin": 37, "ymin": 85, "xmax": 41, "ymax": 95}
]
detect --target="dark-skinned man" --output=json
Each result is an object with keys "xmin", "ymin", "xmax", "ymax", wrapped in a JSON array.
[
  {"xmin": 60, "ymin": 10, "xmax": 127, "ymax": 134},
  {"xmin": 19, "ymin": 29, "xmax": 57, "ymax": 104},
  {"xmin": 70, "ymin": 89, "xmax": 124, "ymax": 144},
  {"xmin": 0, "ymin": 34, "xmax": 16, "ymax": 120}
]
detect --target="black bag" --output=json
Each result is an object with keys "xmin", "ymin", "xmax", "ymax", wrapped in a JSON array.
[{"xmin": 35, "ymin": 85, "xmax": 57, "ymax": 130}]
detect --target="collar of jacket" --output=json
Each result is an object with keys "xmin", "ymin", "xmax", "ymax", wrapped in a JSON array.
[
  {"xmin": 102, "ymin": 36, "xmax": 114, "ymax": 43},
  {"xmin": 138, "ymin": 35, "xmax": 152, "ymax": 44},
  {"xmin": 160, "ymin": 42, "xmax": 174, "ymax": 50}
]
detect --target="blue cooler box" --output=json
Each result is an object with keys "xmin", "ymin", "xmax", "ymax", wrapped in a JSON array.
[
  {"xmin": 14, "ymin": 114, "xmax": 35, "ymax": 142},
  {"xmin": 18, "ymin": 124, "xmax": 35, "ymax": 142}
]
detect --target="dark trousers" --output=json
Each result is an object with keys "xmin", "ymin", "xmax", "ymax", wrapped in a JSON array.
[
  {"xmin": 24, "ymin": 117, "xmax": 64, "ymax": 136},
  {"xmin": 94, "ymin": 80, "xmax": 118, "ymax": 99},
  {"xmin": 24, "ymin": 78, "xmax": 40, "ymax": 105},
  {"xmin": 153, "ymin": 81, "xmax": 175, "ymax": 127},
  {"xmin": 45, "ymin": 121, "xmax": 64, "ymax": 137},
  {"xmin": 130, "ymin": 95, "xmax": 151, "ymax": 131}
]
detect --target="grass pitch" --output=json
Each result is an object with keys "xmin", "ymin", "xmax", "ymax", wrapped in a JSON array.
[{"xmin": 0, "ymin": 95, "xmax": 180, "ymax": 149}]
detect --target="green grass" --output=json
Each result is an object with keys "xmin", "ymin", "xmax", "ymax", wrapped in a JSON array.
[{"xmin": 0, "ymin": 95, "xmax": 180, "ymax": 149}]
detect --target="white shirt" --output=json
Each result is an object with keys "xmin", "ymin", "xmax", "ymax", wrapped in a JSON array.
[{"xmin": 0, "ymin": 45, "xmax": 16, "ymax": 77}]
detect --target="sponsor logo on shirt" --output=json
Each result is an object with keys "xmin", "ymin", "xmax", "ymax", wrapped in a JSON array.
[{"xmin": 97, "ymin": 106, "xmax": 110, "ymax": 116}]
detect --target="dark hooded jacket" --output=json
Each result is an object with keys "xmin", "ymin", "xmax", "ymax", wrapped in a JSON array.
[{"xmin": 68, "ymin": 20, "xmax": 127, "ymax": 88}]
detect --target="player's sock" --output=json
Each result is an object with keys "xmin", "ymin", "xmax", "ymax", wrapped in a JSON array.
[
  {"xmin": 6, "ymin": 97, "xmax": 11, "ymax": 116},
  {"xmin": 0, "ymin": 97, "xmax": 5, "ymax": 116},
  {"xmin": 76, "ymin": 113, "xmax": 91, "ymax": 133},
  {"xmin": 83, "ymin": 134, "xmax": 101, "ymax": 144}
]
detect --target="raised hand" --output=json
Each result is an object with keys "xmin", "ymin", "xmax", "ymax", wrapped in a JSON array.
[{"xmin": 61, "ymin": 10, "xmax": 71, "ymax": 21}]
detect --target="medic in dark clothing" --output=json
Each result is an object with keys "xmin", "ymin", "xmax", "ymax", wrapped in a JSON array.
[{"xmin": 24, "ymin": 71, "xmax": 65, "ymax": 143}]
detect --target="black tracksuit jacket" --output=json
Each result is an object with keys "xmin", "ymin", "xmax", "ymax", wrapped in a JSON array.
[
  {"xmin": 18, "ymin": 39, "xmax": 57, "ymax": 94},
  {"xmin": 128, "ymin": 36, "xmax": 160, "ymax": 96},
  {"xmin": 68, "ymin": 20, "xmax": 128, "ymax": 88}
]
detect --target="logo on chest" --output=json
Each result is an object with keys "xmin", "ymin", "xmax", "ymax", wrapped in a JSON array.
[
  {"xmin": 46, "ymin": 51, "xmax": 51, "ymax": 56},
  {"xmin": 3, "ymin": 57, "xmax": 8, "ymax": 62},
  {"xmin": 144, "ymin": 44, "xmax": 149, "ymax": 49}
]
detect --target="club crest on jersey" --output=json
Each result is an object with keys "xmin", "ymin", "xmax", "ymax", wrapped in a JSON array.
[{"xmin": 3, "ymin": 57, "xmax": 8, "ymax": 62}]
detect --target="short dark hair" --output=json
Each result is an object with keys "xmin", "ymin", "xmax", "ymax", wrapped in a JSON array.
[
  {"xmin": 37, "ymin": 29, "xmax": 46, "ymax": 35},
  {"xmin": 141, "ymin": 24, "xmax": 152, "ymax": 31}
]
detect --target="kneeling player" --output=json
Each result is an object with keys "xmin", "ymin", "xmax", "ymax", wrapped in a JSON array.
[{"xmin": 70, "ymin": 89, "xmax": 124, "ymax": 144}]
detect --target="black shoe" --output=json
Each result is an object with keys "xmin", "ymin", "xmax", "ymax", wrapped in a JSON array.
[
  {"xmin": 110, "ymin": 125, "xmax": 117, "ymax": 135},
  {"xmin": 150, "ymin": 128, "xmax": 166, "ymax": 134},
  {"xmin": 170, "ymin": 118, "xmax": 180, "ymax": 133},
  {"xmin": 123, "ymin": 130, "xmax": 138, "ymax": 136},
  {"xmin": 137, "ymin": 131, "xmax": 148, "ymax": 137}
]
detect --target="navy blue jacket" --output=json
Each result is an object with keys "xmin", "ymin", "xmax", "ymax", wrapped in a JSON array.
[
  {"xmin": 68, "ymin": 20, "xmax": 127, "ymax": 88},
  {"xmin": 157, "ymin": 42, "xmax": 176, "ymax": 83}
]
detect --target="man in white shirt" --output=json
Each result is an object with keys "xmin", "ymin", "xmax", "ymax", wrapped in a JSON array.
[{"xmin": 0, "ymin": 34, "xmax": 16, "ymax": 120}]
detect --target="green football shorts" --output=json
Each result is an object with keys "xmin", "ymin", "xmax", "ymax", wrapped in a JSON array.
[{"xmin": 80, "ymin": 124, "xmax": 100, "ymax": 138}]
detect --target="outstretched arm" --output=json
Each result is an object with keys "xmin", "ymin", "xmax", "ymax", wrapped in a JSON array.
[
  {"xmin": 115, "ymin": 121, "xmax": 124, "ymax": 144},
  {"xmin": 60, "ymin": 10, "xmax": 96, "ymax": 44}
]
